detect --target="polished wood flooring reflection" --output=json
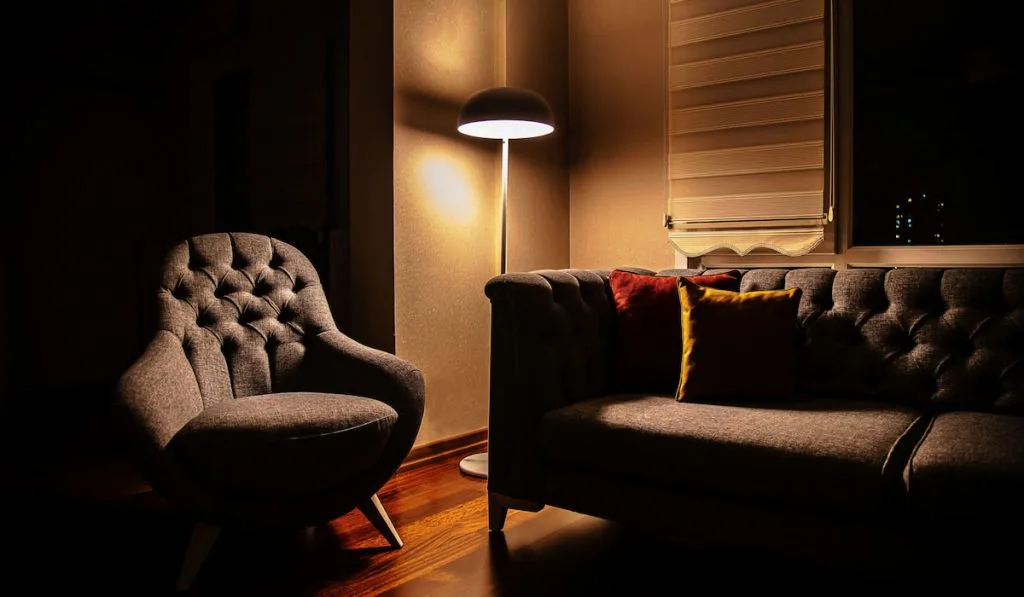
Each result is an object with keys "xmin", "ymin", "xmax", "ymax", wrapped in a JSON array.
[{"xmin": 5, "ymin": 445, "xmax": 975, "ymax": 595}]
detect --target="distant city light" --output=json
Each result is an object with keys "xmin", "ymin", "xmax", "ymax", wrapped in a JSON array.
[{"xmin": 889, "ymin": 191, "xmax": 944, "ymax": 246}]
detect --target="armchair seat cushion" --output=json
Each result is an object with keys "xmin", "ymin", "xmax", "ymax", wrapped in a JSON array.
[
  {"xmin": 170, "ymin": 392, "xmax": 398, "ymax": 498},
  {"xmin": 542, "ymin": 394, "xmax": 924, "ymax": 517}
]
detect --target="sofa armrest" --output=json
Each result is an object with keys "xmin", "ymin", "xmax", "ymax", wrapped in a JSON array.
[{"xmin": 484, "ymin": 269, "xmax": 615, "ymax": 503}]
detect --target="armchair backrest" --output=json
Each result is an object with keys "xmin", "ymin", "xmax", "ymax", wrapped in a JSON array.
[{"xmin": 158, "ymin": 233, "xmax": 335, "ymax": 405}]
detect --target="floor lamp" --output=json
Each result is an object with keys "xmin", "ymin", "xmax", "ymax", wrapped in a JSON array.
[{"xmin": 456, "ymin": 86, "xmax": 555, "ymax": 479}]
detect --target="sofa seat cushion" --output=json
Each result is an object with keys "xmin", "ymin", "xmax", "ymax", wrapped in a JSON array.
[
  {"xmin": 905, "ymin": 412, "xmax": 1024, "ymax": 526},
  {"xmin": 542, "ymin": 394, "xmax": 924, "ymax": 517},
  {"xmin": 170, "ymin": 392, "xmax": 398, "ymax": 497}
]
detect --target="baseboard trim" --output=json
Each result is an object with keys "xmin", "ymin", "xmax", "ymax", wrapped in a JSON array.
[{"xmin": 400, "ymin": 428, "xmax": 488, "ymax": 472}]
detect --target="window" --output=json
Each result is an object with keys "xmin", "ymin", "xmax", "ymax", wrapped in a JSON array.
[
  {"xmin": 851, "ymin": 0, "xmax": 1022, "ymax": 246},
  {"xmin": 664, "ymin": 0, "xmax": 831, "ymax": 258}
]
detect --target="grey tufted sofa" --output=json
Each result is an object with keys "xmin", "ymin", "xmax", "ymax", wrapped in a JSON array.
[
  {"xmin": 485, "ymin": 267, "xmax": 1024, "ymax": 578},
  {"xmin": 117, "ymin": 233, "xmax": 423, "ymax": 589}
]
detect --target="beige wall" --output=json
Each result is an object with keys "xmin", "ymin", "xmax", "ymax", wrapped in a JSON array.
[
  {"xmin": 394, "ymin": 0, "xmax": 499, "ymax": 447},
  {"xmin": 394, "ymin": 0, "xmax": 570, "ymax": 446},
  {"xmin": 506, "ymin": 0, "xmax": 571, "ymax": 272},
  {"xmin": 568, "ymin": 0, "xmax": 674, "ymax": 271}
]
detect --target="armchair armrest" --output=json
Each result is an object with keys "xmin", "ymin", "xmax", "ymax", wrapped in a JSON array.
[
  {"xmin": 484, "ymin": 269, "xmax": 615, "ymax": 503},
  {"xmin": 306, "ymin": 330, "xmax": 425, "ymax": 473},
  {"xmin": 116, "ymin": 330, "xmax": 217, "ymax": 509},
  {"xmin": 117, "ymin": 330, "xmax": 204, "ymax": 454}
]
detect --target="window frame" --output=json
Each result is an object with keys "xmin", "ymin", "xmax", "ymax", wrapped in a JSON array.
[{"xmin": 693, "ymin": 0, "xmax": 1024, "ymax": 269}]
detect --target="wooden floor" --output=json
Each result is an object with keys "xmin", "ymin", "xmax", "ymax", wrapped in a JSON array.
[
  {"xmin": 4, "ymin": 445, "xmax": 719, "ymax": 595},
  {"xmin": 3, "ymin": 444, "xmax": 987, "ymax": 595}
]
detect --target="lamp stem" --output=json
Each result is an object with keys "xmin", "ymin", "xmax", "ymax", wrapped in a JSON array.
[
  {"xmin": 500, "ymin": 138, "xmax": 509, "ymax": 275},
  {"xmin": 458, "ymin": 138, "xmax": 510, "ymax": 481}
]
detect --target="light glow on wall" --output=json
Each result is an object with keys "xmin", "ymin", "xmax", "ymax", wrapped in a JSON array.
[{"xmin": 418, "ymin": 154, "xmax": 477, "ymax": 224}]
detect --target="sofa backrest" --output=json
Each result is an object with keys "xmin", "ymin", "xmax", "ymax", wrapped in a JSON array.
[{"xmin": 657, "ymin": 267, "xmax": 1024, "ymax": 414}]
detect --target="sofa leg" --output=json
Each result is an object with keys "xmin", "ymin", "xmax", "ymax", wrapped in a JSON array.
[
  {"xmin": 489, "ymin": 497, "xmax": 508, "ymax": 532},
  {"xmin": 358, "ymin": 493, "xmax": 403, "ymax": 549},
  {"xmin": 488, "ymin": 491, "xmax": 544, "ymax": 532},
  {"xmin": 176, "ymin": 522, "xmax": 221, "ymax": 592}
]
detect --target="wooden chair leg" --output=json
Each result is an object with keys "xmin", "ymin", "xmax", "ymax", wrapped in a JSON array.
[
  {"xmin": 358, "ymin": 493, "xmax": 403, "ymax": 548},
  {"xmin": 176, "ymin": 522, "xmax": 221, "ymax": 592}
]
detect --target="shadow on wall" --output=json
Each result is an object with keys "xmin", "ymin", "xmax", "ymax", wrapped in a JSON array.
[{"xmin": 395, "ymin": 87, "xmax": 464, "ymax": 141}]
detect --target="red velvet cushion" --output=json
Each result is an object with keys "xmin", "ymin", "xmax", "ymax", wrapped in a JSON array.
[{"xmin": 609, "ymin": 269, "xmax": 740, "ymax": 393}]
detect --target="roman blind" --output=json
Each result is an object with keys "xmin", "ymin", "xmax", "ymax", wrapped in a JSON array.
[{"xmin": 666, "ymin": 0, "xmax": 832, "ymax": 257}]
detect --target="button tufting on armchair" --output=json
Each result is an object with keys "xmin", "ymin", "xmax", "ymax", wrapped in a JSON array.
[{"xmin": 117, "ymin": 233, "xmax": 424, "ymax": 590}]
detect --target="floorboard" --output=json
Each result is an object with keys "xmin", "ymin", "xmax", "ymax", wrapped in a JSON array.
[{"xmin": 2, "ymin": 447, "xmax": 991, "ymax": 595}]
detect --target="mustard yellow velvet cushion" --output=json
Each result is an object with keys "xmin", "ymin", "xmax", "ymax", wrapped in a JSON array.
[{"xmin": 676, "ymin": 278, "xmax": 803, "ymax": 402}]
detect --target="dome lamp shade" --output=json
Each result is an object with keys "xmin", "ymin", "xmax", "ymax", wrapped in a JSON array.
[{"xmin": 457, "ymin": 86, "xmax": 555, "ymax": 139}]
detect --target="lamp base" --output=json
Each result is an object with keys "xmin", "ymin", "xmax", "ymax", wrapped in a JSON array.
[{"xmin": 458, "ymin": 452, "xmax": 488, "ymax": 479}]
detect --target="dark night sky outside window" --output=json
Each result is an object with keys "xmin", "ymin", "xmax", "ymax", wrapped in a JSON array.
[{"xmin": 852, "ymin": 1, "xmax": 1021, "ymax": 246}]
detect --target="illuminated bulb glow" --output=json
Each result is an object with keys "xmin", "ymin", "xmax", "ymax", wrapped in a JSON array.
[{"xmin": 457, "ymin": 120, "xmax": 554, "ymax": 140}]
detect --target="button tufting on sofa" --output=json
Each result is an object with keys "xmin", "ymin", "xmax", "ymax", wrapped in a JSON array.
[
  {"xmin": 483, "ymin": 264, "xmax": 1024, "ymax": 577},
  {"xmin": 197, "ymin": 311, "xmax": 215, "ymax": 328}
]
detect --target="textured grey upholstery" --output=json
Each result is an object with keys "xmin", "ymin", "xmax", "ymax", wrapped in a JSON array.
[
  {"xmin": 157, "ymin": 232, "xmax": 336, "ymax": 404},
  {"xmin": 487, "ymin": 267, "xmax": 1023, "ymax": 413},
  {"xmin": 484, "ymin": 269, "xmax": 616, "ymax": 502},
  {"xmin": 543, "ymin": 394, "xmax": 923, "ymax": 517},
  {"xmin": 905, "ymin": 411, "xmax": 1024, "ymax": 526},
  {"xmin": 170, "ymin": 392, "xmax": 398, "ymax": 498},
  {"xmin": 118, "ymin": 233, "xmax": 424, "ymax": 528},
  {"xmin": 486, "ymin": 266, "xmax": 1024, "ymax": 568}
]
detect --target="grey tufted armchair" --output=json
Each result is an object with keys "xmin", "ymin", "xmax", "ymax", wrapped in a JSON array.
[{"xmin": 117, "ymin": 233, "xmax": 424, "ymax": 590}]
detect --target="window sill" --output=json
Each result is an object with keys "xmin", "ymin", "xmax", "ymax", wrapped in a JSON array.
[
  {"xmin": 695, "ymin": 244, "xmax": 1024, "ymax": 269},
  {"xmin": 842, "ymin": 245, "xmax": 1024, "ymax": 268}
]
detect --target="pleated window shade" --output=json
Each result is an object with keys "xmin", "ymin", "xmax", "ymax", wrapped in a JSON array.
[{"xmin": 666, "ymin": 0, "xmax": 831, "ymax": 257}]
